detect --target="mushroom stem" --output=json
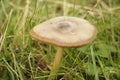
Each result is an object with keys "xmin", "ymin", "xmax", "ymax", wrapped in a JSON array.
[
  {"xmin": 49, "ymin": 47, "xmax": 64, "ymax": 80},
  {"xmin": 53, "ymin": 47, "xmax": 64, "ymax": 70}
]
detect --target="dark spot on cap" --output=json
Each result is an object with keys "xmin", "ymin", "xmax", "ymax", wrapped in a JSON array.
[{"xmin": 58, "ymin": 23, "xmax": 70, "ymax": 29}]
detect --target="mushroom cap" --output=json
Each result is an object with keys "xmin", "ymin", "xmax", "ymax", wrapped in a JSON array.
[{"xmin": 30, "ymin": 16, "xmax": 97, "ymax": 48}]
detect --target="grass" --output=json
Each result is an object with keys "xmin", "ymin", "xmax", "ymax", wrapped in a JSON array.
[{"xmin": 0, "ymin": 0, "xmax": 120, "ymax": 80}]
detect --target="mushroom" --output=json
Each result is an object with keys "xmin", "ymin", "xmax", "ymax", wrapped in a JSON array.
[{"xmin": 30, "ymin": 16, "xmax": 97, "ymax": 79}]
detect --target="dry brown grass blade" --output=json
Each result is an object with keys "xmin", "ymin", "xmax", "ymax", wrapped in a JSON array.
[{"xmin": 0, "ymin": 10, "xmax": 13, "ymax": 51}]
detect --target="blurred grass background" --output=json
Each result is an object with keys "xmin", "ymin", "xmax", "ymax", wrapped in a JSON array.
[{"xmin": 0, "ymin": 0, "xmax": 120, "ymax": 80}]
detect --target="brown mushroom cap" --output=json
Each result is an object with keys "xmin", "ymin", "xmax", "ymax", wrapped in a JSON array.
[{"xmin": 30, "ymin": 16, "xmax": 97, "ymax": 48}]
